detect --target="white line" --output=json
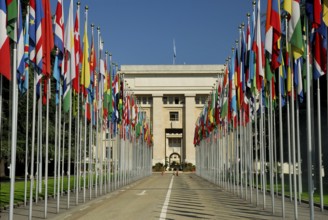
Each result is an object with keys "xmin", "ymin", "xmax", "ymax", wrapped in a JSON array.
[
  {"xmin": 159, "ymin": 176, "xmax": 174, "ymax": 220},
  {"xmin": 64, "ymin": 214, "xmax": 72, "ymax": 219},
  {"xmin": 79, "ymin": 205, "xmax": 89, "ymax": 211},
  {"xmin": 137, "ymin": 190, "xmax": 146, "ymax": 196}
]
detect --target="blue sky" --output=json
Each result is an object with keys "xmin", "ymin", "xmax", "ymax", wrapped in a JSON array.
[{"xmin": 52, "ymin": 0, "xmax": 265, "ymax": 65}]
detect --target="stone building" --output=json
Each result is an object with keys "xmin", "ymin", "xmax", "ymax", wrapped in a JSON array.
[{"xmin": 120, "ymin": 65, "xmax": 224, "ymax": 167}]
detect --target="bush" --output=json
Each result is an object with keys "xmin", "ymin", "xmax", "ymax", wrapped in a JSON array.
[{"xmin": 152, "ymin": 162, "xmax": 164, "ymax": 172}]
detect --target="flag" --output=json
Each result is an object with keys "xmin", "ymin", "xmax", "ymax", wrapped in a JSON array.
[
  {"xmin": 313, "ymin": 19, "xmax": 327, "ymax": 79},
  {"xmin": 63, "ymin": 0, "xmax": 76, "ymax": 112},
  {"xmin": 29, "ymin": 0, "xmax": 44, "ymax": 71},
  {"xmin": 53, "ymin": 0, "xmax": 64, "ymax": 105},
  {"xmin": 17, "ymin": 0, "xmax": 24, "ymax": 82},
  {"xmin": 72, "ymin": 4, "xmax": 81, "ymax": 94},
  {"xmin": 220, "ymin": 66, "xmax": 229, "ymax": 120},
  {"xmin": 98, "ymin": 37, "xmax": 105, "ymax": 109},
  {"xmin": 81, "ymin": 12, "xmax": 90, "ymax": 91},
  {"xmin": 6, "ymin": 0, "xmax": 17, "ymax": 42},
  {"xmin": 306, "ymin": 0, "xmax": 321, "ymax": 29},
  {"xmin": 54, "ymin": 0, "xmax": 64, "ymax": 56},
  {"xmin": 0, "ymin": 0, "xmax": 11, "ymax": 80},
  {"xmin": 289, "ymin": 0, "xmax": 304, "ymax": 60},
  {"xmin": 323, "ymin": 0, "xmax": 328, "ymax": 26},
  {"xmin": 294, "ymin": 58, "xmax": 303, "ymax": 102},
  {"xmin": 19, "ymin": 10, "xmax": 29, "ymax": 93},
  {"xmin": 284, "ymin": 0, "xmax": 292, "ymax": 15},
  {"xmin": 253, "ymin": 0, "xmax": 263, "ymax": 92},
  {"xmin": 41, "ymin": 0, "xmax": 53, "ymax": 76}
]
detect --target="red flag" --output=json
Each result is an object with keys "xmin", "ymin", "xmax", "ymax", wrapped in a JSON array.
[
  {"xmin": 72, "ymin": 5, "xmax": 81, "ymax": 93},
  {"xmin": 0, "ymin": 0, "xmax": 11, "ymax": 80}
]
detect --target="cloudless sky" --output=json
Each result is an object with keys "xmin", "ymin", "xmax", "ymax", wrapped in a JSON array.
[{"xmin": 52, "ymin": 0, "xmax": 266, "ymax": 65}]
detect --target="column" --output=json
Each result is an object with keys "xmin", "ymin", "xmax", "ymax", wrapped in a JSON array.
[
  {"xmin": 184, "ymin": 94, "xmax": 196, "ymax": 165},
  {"xmin": 152, "ymin": 94, "xmax": 165, "ymax": 165}
]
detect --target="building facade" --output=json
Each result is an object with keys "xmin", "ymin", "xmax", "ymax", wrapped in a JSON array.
[{"xmin": 120, "ymin": 65, "xmax": 224, "ymax": 167}]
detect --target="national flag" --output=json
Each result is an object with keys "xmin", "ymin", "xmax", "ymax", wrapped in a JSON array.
[
  {"xmin": 53, "ymin": 0, "xmax": 64, "ymax": 105},
  {"xmin": 289, "ymin": 0, "xmax": 304, "ymax": 60},
  {"xmin": 17, "ymin": 0, "xmax": 24, "ymax": 82},
  {"xmin": 253, "ymin": 0, "xmax": 263, "ymax": 92},
  {"xmin": 220, "ymin": 65, "xmax": 229, "ymax": 120},
  {"xmin": 98, "ymin": 37, "xmax": 105, "ymax": 109},
  {"xmin": 6, "ymin": 0, "xmax": 17, "ymax": 42},
  {"xmin": 323, "ymin": 0, "xmax": 328, "ymax": 26},
  {"xmin": 41, "ymin": 0, "xmax": 53, "ymax": 76},
  {"xmin": 229, "ymin": 53, "xmax": 237, "ymax": 122},
  {"xmin": 29, "ymin": 0, "xmax": 44, "ymax": 71},
  {"xmin": 265, "ymin": 0, "xmax": 281, "ymax": 72},
  {"xmin": 72, "ymin": 4, "xmax": 81, "ymax": 94},
  {"xmin": 284, "ymin": 0, "xmax": 292, "ymax": 15},
  {"xmin": 54, "ymin": 0, "xmax": 64, "ymax": 56},
  {"xmin": 19, "ymin": 9, "xmax": 29, "ymax": 93},
  {"xmin": 0, "ymin": 0, "xmax": 11, "ymax": 80},
  {"xmin": 313, "ymin": 19, "xmax": 327, "ymax": 79},
  {"xmin": 81, "ymin": 11, "xmax": 90, "ymax": 91},
  {"xmin": 306, "ymin": 0, "xmax": 321, "ymax": 29},
  {"xmin": 63, "ymin": 0, "xmax": 76, "ymax": 112},
  {"xmin": 294, "ymin": 58, "xmax": 303, "ymax": 102}
]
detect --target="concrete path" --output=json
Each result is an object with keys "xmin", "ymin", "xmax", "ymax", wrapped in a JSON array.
[{"xmin": 1, "ymin": 173, "xmax": 327, "ymax": 219}]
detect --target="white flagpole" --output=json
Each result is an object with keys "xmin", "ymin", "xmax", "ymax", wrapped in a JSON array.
[
  {"xmin": 56, "ymin": 68, "xmax": 63, "ymax": 213},
  {"xmin": 305, "ymin": 16, "xmax": 314, "ymax": 219},
  {"xmin": 316, "ymin": 79, "xmax": 324, "ymax": 211},
  {"xmin": 28, "ymin": 70, "xmax": 38, "ymax": 220},
  {"xmin": 75, "ymin": 1, "xmax": 81, "ymax": 205},
  {"xmin": 9, "ymin": 33, "xmax": 18, "ymax": 220},
  {"xmin": 24, "ymin": 76, "xmax": 29, "ymax": 207},
  {"xmin": 278, "ymin": 52, "xmax": 285, "ymax": 218},
  {"xmin": 44, "ymin": 78, "xmax": 50, "ymax": 218}
]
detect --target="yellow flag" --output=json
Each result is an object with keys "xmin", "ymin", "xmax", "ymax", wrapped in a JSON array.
[
  {"xmin": 323, "ymin": 0, "xmax": 328, "ymax": 26},
  {"xmin": 284, "ymin": 0, "xmax": 292, "ymax": 15},
  {"xmin": 81, "ymin": 18, "xmax": 90, "ymax": 89}
]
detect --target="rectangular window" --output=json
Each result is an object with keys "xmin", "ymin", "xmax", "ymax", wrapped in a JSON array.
[
  {"xmin": 163, "ymin": 97, "xmax": 167, "ymax": 104},
  {"xmin": 170, "ymin": 112, "xmax": 179, "ymax": 121},
  {"xmin": 169, "ymin": 138, "xmax": 181, "ymax": 147}
]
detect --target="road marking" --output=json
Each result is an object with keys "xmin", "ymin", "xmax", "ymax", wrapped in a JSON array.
[
  {"xmin": 137, "ymin": 190, "xmax": 146, "ymax": 196},
  {"xmin": 64, "ymin": 214, "xmax": 72, "ymax": 219},
  {"xmin": 159, "ymin": 176, "xmax": 174, "ymax": 220},
  {"xmin": 80, "ymin": 205, "xmax": 89, "ymax": 211}
]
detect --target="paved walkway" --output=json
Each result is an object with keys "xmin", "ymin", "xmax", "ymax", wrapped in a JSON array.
[{"xmin": 0, "ymin": 173, "xmax": 327, "ymax": 219}]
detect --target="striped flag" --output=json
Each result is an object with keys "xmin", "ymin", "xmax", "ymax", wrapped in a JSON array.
[
  {"xmin": 313, "ymin": 19, "xmax": 327, "ymax": 79},
  {"xmin": 289, "ymin": 0, "xmax": 303, "ymax": 60},
  {"xmin": 19, "ymin": 10, "xmax": 29, "ymax": 93},
  {"xmin": 323, "ymin": 0, "xmax": 328, "ymax": 26},
  {"xmin": 17, "ymin": 0, "xmax": 24, "ymax": 83},
  {"xmin": 81, "ymin": 12, "xmax": 90, "ymax": 91},
  {"xmin": 63, "ymin": 0, "xmax": 76, "ymax": 112},
  {"xmin": 29, "ymin": 0, "xmax": 44, "ymax": 72},
  {"xmin": 6, "ymin": 0, "xmax": 17, "ymax": 42},
  {"xmin": 53, "ymin": 0, "xmax": 64, "ymax": 105},
  {"xmin": 253, "ymin": 0, "xmax": 263, "ymax": 93},
  {"xmin": 0, "ymin": 0, "xmax": 11, "ymax": 80},
  {"xmin": 72, "ymin": 4, "xmax": 81, "ymax": 94}
]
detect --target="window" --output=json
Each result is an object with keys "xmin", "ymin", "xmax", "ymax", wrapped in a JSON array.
[
  {"xmin": 142, "ymin": 97, "xmax": 147, "ymax": 104},
  {"xmin": 195, "ymin": 95, "xmax": 207, "ymax": 105},
  {"xmin": 163, "ymin": 97, "xmax": 167, "ymax": 104},
  {"xmin": 170, "ymin": 112, "xmax": 179, "ymax": 121},
  {"xmin": 169, "ymin": 138, "xmax": 181, "ymax": 147}
]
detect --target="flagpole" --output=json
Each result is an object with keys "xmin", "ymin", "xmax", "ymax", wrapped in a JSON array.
[
  {"xmin": 95, "ymin": 25, "xmax": 100, "ymax": 198},
  {"xmin": 278, "ymin": 59, "xmax": 285, "ymax": 218},
  {"xmin": 24, "ymin": 74, "xmax": 29, "ymax": 207},
  {"xmin": 305, "ymin": 15, "xmax": 314, "ymax": 220},
  {"xmin": 284, "ymin": 16, "xmax": 293, "ymax": 204},
  {"xmin": 296, "ymin": 88, "xmax": 302, "ymax": 203},
  {"xmin": 56, "ymin": 63, "xmax": 63, "ymax": 213},
  {"xmin": 75, "ymin": 1, "xmax": 81, "ymax": 205},
  {"xmin": 44, "ymin": 77, "xmax": 50, "ymax": 218},
  {"xmin": 9, "ymin": 32, "xmax": 18, "ymax": 220},
  {"xmin": 29, "ymin": 70, "xmax": 38, "ymax": 220},
  {"xmin": 83, "ymin": 5, "xmax": 88, "ymax": 203},
  {"xmin": 316, "ymin": 79, "xmax": 324, "ymax": 211}
]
